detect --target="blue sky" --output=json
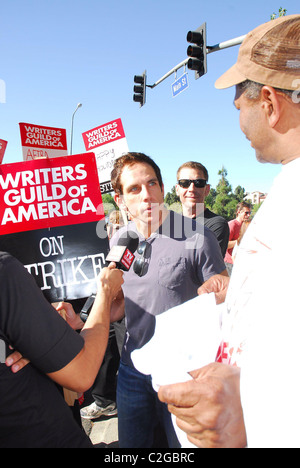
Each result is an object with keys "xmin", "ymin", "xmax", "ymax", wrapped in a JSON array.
[{"xmin": 1, "ymin": 0, "xmax": 298, "ymax": 195}]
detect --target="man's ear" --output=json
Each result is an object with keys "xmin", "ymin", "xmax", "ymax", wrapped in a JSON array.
[
  {"xmin": 261, "ymin": 86, "xmax": 281, "ymax": 128},
  {"xmin": 204, "ymin": 184, "xmax": 211, "ymax": 198},
  {"xmin": 114, "ymin": 193, "xmax": 127, "ymax": 211}
]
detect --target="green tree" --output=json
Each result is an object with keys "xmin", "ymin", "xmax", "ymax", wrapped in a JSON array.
[
  {"xmin": 212, "ymin": 166, "xmax": 235, "ymax": 220},
  {"xmin": 210, "ymin": 167, "xmax": 249, "ymax": 220},
  {"xmin": 101, "ymin": 193, "xmax": 118, "ymax": 215},
  {"xmin": 164, "ymin": 186, "xmax": 180, "ymax": 206},
  {"xmin": 164, "ymin": 186, "xmax": 182, "ymax": 213},
  {"xmin": 271, "ymin": 7, "xmax": 287, "ymax": 20},
  {"xmin": 234, "ymin": 185, "xmax": 246, "ymax": 203},
  {"xmin": 251, "ymin": 202, "xmax": 263, "ymax": 219},
  {"xmin": 226, "ymin": 199, "xmax": 239, "ymax": 220},
  {"xmin": 205, "ymin": 187, "xmax": 217, "ymax": 210}
]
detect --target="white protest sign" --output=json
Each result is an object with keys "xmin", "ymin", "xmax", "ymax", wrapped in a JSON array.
[
  {"xmin": 19, "ymin": 122, "xmax": 68, "ymax": 161},
  {"xmin": 82, "ymin": 118, "xmax": 129, "ymax": 194}
]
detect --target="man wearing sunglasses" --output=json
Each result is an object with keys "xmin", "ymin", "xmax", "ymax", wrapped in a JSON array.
[
  {"xmin": 109, "ymin": 152, "xmax": 227, "ymax": 448},
  {"xmin": 175, "ymin": 162, "xmax": 229, "ymax": 258}
]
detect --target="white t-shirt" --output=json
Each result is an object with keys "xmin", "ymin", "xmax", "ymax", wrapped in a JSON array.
[{"xmin": 219, "ymin": 158, "xmax": 300, "ymax": 448}]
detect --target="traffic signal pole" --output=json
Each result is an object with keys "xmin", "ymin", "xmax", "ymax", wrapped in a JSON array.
[
  {"xmin": 147, "ymin": 33, "xmax": 246, "ymax": 89},
  {"xmin": 207, "ymin": 34, "xmax": 246, "ymax": 54},
  {"xmin": 147, "ymin": 58, "xmax": 189, "ymax": 89},
  {"xmin": 133, "ymin": 71, "xmax": 147, "ymax": 107}
]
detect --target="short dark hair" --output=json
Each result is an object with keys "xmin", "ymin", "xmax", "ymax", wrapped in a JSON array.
[
  {"xmin": 238, "ymin": 79, "xmax": 296, "ymax": 102},
  {"xmin": 176, "ymin": 161, "xmax": 209, "ymax": 182},
  {"xmin": 111, "ymin": 152, "xmax": 163, "ymax": 195},
  {"xmin": 236, "ymin": 201, "xmax": 251, "ymax": 215}
]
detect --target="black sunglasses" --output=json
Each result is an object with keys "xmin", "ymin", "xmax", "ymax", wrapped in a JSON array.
[
  {"xmin": 133, "ymin": 241, "xmax": 150, "ymax": 277},
  {"xmin": 178, "ymin": 179, "xmax": 207, "ymax": 189}
]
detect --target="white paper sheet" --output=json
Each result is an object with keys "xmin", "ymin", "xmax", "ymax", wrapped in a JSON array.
[{"xmin": 131, "ymin": 293, "xmax": 222, "ymax": 448}]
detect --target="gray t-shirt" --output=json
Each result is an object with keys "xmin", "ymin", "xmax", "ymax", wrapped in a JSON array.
[{"xmin": 110, "ymin": 210, "xmax": 225, "ymax": 368}]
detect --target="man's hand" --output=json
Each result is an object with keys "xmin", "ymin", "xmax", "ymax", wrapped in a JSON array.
[
  {"xmin": 198, "ymin": 272, "xmax": 230, "ymax": 304},
  {"xmin": 54, "ymin": 302, "xmax": 84, "ymax": 330},
  {"xmin": 5, "ymin": 348, "xmax": 30, "ymax": 373},
  {"xmin": 158, "ymin": 362, "xmax": 247, "ymax": 448},
  {"xmin": 98, "ymin": 262, "xmax": 124, "ymax": 300},
  {"xmin": 54, "ymin": 263, "xmax": 124, "ymax": 330}
]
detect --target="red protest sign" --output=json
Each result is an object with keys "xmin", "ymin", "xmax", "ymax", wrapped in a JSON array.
[
  {"xmin": 82, "ymin": 118, "xmax": 129, "ymax": 194},
  {"xmin": 82, "ymin": 118, "xmax": 126, "ymax": 150},
  {"xmin": 19, "ymin": 122, "xmax": 68, "ymax": 160},
  {"xmin": 0, "ymin": 139, "xmax": 7, "ymax": 164},
  {"xmin": 0, "ymin": 153, "xmax": 103, "ymax": 235}
]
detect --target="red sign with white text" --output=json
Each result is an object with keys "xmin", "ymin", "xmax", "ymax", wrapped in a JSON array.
[
  {"xmin": 0, "ymin": 153, "xmax": 104, "ymax": 235},
  {"xmin": 121, "ymin": 248, "xmax": 135, "ymax": 270},
  {"xmin": 82, "ymin": 118, "xmax": 126, "ymax": 150},
  {"xmin": 82, "ymin": 118, "xmax": 129, "ymax": 193},
  {"xmin": 0, "ymin": 139, "xmax": 7, "ymax": 164},
  {"xmin": 19, "ymin": 122, "xmax": 68, "ymax": 161}
]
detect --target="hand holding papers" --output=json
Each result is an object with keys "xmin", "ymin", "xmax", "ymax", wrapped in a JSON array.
[{"xmin": 131, "ymin": 293, "xmax": 223, "ymax": 448}]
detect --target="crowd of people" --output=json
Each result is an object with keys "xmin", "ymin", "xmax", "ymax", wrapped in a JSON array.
[{"xmin": 1, "ymin": 14, "xmax": 300, "ymax": 448}]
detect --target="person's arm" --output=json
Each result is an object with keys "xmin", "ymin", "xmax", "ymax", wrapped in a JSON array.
[
  {"xmin": 158, "ymin": 362, "xmax": 247, "ymax": 448},
  {"xmin": 6, "ymin": 303, "xmax": 84, "ymax": 372},
  {"xmin": 107, "ymin": 229, "xmax": 125, "ymax": 323},
  {"xmin": 227, "ymin": 220, "xmax": 239, "ymax": 250},
  {"xmin": 110, "ymin": 289, "xmax": 125, "ymax": 322},
  {"xmin": 47, "ymin": 263, "xmax": 124, "ymax": 393},
  {"xmin": 228, "ymin": 239, "xmax": 237, "ymax": 250},
  {"xmin": 198, "ymin": 271, "xmax": 230, "ymax": 304},
  {"xmin": 6, "ymin": 267, "xmax": 125, "ymax": 374}
]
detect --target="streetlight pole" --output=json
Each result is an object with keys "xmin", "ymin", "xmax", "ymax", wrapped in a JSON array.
[{"xmin": 70, "ymin": 103, "xmax": 82, "ymax": 155}]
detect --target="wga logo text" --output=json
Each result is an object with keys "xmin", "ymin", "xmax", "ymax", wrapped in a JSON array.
[{"xmin": 0, "ymin": 79, "xmax": 6, "ymax": 104}]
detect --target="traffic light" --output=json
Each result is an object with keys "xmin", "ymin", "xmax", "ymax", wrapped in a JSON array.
[
  {"xmin": 133, "ymin": 71, "xmax": 146, "ymax": 107},
  {"xmin": 187, "ymin": 22, "xmax": 207, "ymax": 79}
]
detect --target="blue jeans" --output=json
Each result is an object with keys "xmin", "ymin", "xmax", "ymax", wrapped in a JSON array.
[{"xmin": 117, "ymin": 361, "xmax": 180, "ymax": 448}]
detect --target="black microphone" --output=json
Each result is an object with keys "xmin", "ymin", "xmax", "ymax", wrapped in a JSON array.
[
  {"xmin": 105, "ymin": 230, "xmax": 139, "ymax": 271},
  {"xmin": 80, "ymin": 231, "xmax": 139, "ymax": 322}
]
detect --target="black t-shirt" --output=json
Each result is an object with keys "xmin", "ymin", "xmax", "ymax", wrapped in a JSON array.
[
  {"xmin": 199, "ymin": 208, "xmax": 229, "ymax": 258},
  {"xmin": 0, "ymin": 252, "xmax": 92, "ymax": 448}
]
